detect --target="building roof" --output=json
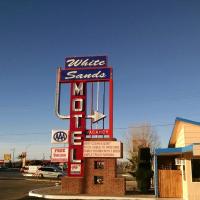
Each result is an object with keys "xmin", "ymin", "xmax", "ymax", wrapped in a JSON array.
[
  {"xmin": 175, "ymin": 117, "xmax": 200, "ymax": 126},
  {"xmin": 168, "ymin": 117, "xmax": 200, "ymax": 147},
  {"xmin": 155, "ymin": 144, "xmax": 193, "ymax": 156}
]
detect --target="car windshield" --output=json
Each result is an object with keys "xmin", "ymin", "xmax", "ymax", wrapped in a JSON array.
[{"xmin": 38, "ymin": 166, "xmax": 62, "ymax": 172}]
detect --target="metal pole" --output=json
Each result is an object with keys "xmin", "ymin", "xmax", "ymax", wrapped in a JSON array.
[
  {"xmin": 96, "ymin": 82, "xmax": 100, "ymax": 129},
  {"xmin": 91, "ymin": 83, "xmax": 94, "ymax": 130},
  {"xmin": 13, "ymin": 150, "xmax": 14, "ymax": 163},
  {"xmin": 102, "ymin": 82, "xmax": 105, "ymax": 130},
  {"xmin": 11, "ymin": 148, "xmax": 15, "ymax": 167},
  {"xmin": 25, "ymin": 144, "xmax": 31, "ymax": 167},
  {"xmin": 154, "ymin": 150, "xmax": 158, "ymax": 197}
]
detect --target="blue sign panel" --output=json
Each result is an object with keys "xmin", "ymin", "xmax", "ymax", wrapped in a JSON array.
[
  {"xmin": 60, "ymin": 68, "xmax": 111, "ymax": 82},
  {"xmin": 65, "ymin": 56, "xmax": 107, "ymax": 68}
]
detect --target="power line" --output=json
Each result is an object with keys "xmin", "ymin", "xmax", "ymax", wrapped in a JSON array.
[
  {"xmin": 114, "ymin": 123, "xmax": 174, "ymax": 130},
  {"xmin": 1, "ymin": 121, "xmax": 200, "ymax": 137},
  {"xmin": 0, "ymin": 132, "xmax": 48, "ymax": 136},
  {"xmin": 0, "ymin": 123, "xmax": 175, "ymax": 136}
]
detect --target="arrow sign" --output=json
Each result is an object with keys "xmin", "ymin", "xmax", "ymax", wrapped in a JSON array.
[
  {"xmin": 55, "ymin": 110, "xmax": 106, "ymax": 123},
  {"xmin": 87, "ymin": 111, "xmax": 106, "ymax": 123}
]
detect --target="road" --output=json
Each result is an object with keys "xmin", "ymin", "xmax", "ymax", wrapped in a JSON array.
[{"xmin": 0, "ymin": 168, "xmax": 57, "ymax": 200}]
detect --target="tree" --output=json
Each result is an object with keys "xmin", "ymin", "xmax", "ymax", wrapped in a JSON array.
[
  {"xmin": 127, "ymin": 122, "xmax": 160, "ymax": 172},
  {"xmin": 126, "ymin": 123, "xmax": 160, "ymax": 192},
  {"xmin": 136, "ymin": 147, "xmax": 153, "ymax": 193},
  {"xmin": 117, "ymin": 161, "xmax": 131, "ymax": 174}
]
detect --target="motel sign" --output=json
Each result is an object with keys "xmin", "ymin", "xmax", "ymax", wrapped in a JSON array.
[{"xmin": 55, "ymin": 55, "xmax": 113, "ymax": 176}]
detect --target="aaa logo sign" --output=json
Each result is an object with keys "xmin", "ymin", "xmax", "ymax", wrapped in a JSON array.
[{"xmin": 51, "ymin": 130, "xmax": 68, "ymax": 144}]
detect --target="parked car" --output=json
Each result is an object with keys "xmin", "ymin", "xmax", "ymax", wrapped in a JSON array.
[
  {"xmin": 118, "ymin": 173, "xmax": 135, "ymax": 181},
  {"xmin": 0, "ymin": 166, "xmax": 8, "ymax": 171},
  {"xmin": 20, "ymin": 165, "xmax": 41, "ymax": 175},
  {"xmin": 36, "ymin": 166, "xmax": 66, "ymax": 179}
]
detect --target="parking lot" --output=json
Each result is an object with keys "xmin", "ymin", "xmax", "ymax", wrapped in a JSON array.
[
  {"xmin": 0, "ymin": 168, "xmax": 146, "ymax": 200},
  {"xmin": 0, "ymin": 168, "xmax": 57, "ymax": 200}
]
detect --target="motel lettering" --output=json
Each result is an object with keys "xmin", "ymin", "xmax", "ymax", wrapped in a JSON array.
[{"xmin": 69, "ymin": 82, "xmax": 86, "ymax": 175}]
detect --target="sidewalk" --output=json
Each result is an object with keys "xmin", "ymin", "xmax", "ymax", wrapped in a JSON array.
[{"xmin": 29, "ymin": 185, "xmax": 182, "ymax": 200}]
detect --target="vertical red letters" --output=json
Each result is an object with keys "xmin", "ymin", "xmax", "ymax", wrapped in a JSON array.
[{"xmin": 68, "ymin": 82, "xmax": 86, "ymax": 176}]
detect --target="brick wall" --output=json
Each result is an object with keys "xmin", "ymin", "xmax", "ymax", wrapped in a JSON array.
[
  {"xmin": 84, "ymin": 157, "xmax": 125, "ymax": 195},
  {"xmin": 61, "ymin": 177, "xmax": 84, "ymax": 194},
  {"xmin": 61, "ymin": 138, "xmax": 125, "ymax": 196}
]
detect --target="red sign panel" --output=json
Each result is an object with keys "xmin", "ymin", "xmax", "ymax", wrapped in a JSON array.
[{"xmin": 87, "ymin": 129, "xmax": 111, "ymax": 136}]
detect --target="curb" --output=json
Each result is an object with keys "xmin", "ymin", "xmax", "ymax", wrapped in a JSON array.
[
  {"xmin": 29, "ymin": 187, "xmax": 157, "ymax": 200},
  {"xmin": 25, "ymin": 178, "xmax": 61, "ymax": 183}
]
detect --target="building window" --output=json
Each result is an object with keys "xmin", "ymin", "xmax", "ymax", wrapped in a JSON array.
[
  {"xmin": 183, "ymin": 164, "xmax": 186, "ymax": 181},
  {"xmin": 94, "ymin": 161, "xmax": 104, "ymax": 169},
  {"xmin": 191, "ymin": 159, "xmax": 200, "ymax": 182},
  {"xmin": 94, "ymin": 176, "xmax": 104, "ymax": 184}
]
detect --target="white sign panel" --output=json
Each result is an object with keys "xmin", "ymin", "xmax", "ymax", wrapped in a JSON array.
[
  {"xmin": 51, "ymin": 147, "xmax": 68, "ymax": 162},
  {"xmin": 83, "ymin": 141, "xmax": 122, "ymax": 158},
  {"xmin": 51, "ymin": 130, "xmax": 68, "ymax": 144},
  {"xmin": 175, "ymin": 158, "xmax": 185, "ymax": 166}
]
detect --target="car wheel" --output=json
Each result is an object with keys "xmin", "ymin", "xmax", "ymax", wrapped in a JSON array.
[
  {"xmin": 57, "ymin": 175, "xmax": 62, "ymax": 179},
  {"xmin": 39, "ymin": 174, "xmax": 43, "ymax": 178}
]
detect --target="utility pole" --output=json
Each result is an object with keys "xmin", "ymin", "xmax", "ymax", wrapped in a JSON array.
[
  {"xmin": 25, "ymin": 144, "xmax": 31, "ymax": 158},
  {"xmin": 10, "ymin": 148, "xmax": 15, "ymax": 167},
  {"xmin": 42, "ymin": 153, "xmax": 45, "ymax": 161},
  {"xmin": 24, "ymin": 144, "xmax": 31, "ymax": 167}
]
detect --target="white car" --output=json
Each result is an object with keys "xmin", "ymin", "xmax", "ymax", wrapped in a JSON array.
[
  {"xmin": 36, "ymin": 166, "xmax": 65, "ymax": 179},
  {"xmin": 21, "ymin": 165, "xmax": 42, "ymax": 176}
]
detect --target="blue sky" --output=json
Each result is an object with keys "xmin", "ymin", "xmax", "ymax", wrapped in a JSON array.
[{"xmin": 1, "ymin": 0, "xmax": 200, "ymax": 160}]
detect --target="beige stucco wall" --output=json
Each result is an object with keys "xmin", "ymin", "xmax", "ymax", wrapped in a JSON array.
[
  {"xmin": 184, "ymin": 124, "xmax": 200, "ymax": 146},
  {"xmin": 175, "ymin": 125, "xmax": 185, "ymax": 147},
  {"xmin": 179, "ymin": 158, "xmax": 200, "ymax": 200},
  {"xmin": 193, "ymin": 145, "xmax": 200, "ymax": 156},
  {"xmin": 185, "ymin": 158, "xmax": 200, "ymax": 200}
]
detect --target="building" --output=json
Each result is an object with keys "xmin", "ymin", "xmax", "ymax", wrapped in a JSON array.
[{"xmin": 154, "ymin": 117, "xmax": 200, "ymax": 200}]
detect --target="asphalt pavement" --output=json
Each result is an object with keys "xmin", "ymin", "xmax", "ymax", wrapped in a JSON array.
[
  {"xmin": 0, "ymin": 169, "xmax": 182, "ymax": 200},
  {"xmin": 0, "ymin": 168, "xmax": 56, "ymax": 200}
]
